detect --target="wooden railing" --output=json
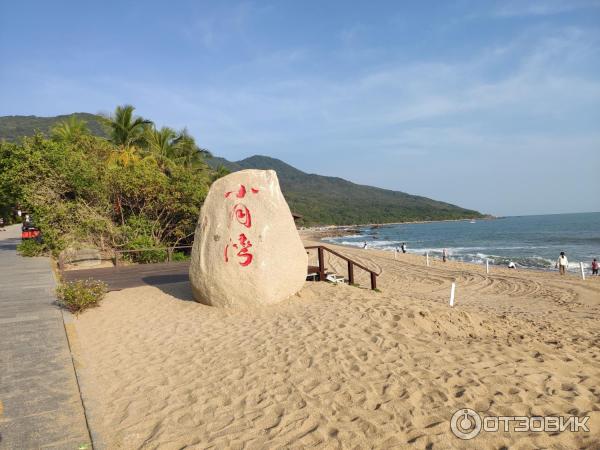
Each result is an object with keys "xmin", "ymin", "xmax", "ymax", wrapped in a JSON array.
[
  {"xmin": 58, "ymin": 245, "xmax": 193, "ymax": 270},
  {"xmin": 113, "ymin": 246, "xmax": 193, "ymax": 266},
  {"xmin": 305, "ymin": 245, "xmax": 379, "ymax": 290}
]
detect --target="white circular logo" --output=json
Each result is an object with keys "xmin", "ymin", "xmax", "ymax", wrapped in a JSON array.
[{"xmin": 451, "ymin": 408, "xmax": 482, "ymax": 440}]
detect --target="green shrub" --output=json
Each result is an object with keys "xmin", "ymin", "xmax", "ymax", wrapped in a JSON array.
[
  {"xmin": 56, "ymin": 279, "xmax": 107, "ymax": 314},
  {"xmin": 124, "ymin": 235, "xmax": 167, "ymax": 264},
  {"xmin": 0, "ymin": 123, "xmax": 210, "ymax": 258},
  {"xmin": 128, "ymin": 248, "xmax": 167, "ymax": 264},
  {"xmin": 17, "ymin": 239, "xmax": 46, "ymax": 256},
  {"xmin": 171, "ymin": 251, "xmax": 190, "ymax": 262}
]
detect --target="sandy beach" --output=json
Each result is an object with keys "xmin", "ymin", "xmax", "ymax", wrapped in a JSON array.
[{"xmin": 70, "ymin": 239, "xmax": 600, "ymax": 449}]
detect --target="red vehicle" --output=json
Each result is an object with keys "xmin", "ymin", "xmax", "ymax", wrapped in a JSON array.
[{"xmin": 21, "ymin": 225, "xmax": 41, "ymax": 240}]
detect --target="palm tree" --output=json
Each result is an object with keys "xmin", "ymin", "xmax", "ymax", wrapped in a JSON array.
[
  {"xmin": 144, "ymin": 126, "xmax": 178, "ymax": 171},
  {"xmin": 50, "ymin": 116, "xmax": 89, "ymax": 142},
  {"xmin": 102, "ymin": 105, "xmax": 153, "ymax": 225},
  {"xmin": 104, "ymin": 105, "xmax": 152, "ymax": 166},
  {"xmin": 211, "ymin": 165, "xmax": 230, "ymax": 182},
  {"xmin": 172, "ymin": 128, "xmax": 212, "ymax": 170},
  {"xmin": 144, "ymin": 127, "xmax": 212, "ymax": 172}
]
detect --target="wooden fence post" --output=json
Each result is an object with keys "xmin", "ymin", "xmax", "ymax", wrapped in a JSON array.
[
  {"xmin": 370, "ymin": 272, "xmax": 377, "ymax": 290},
  {"xmin": 348, "ymin": 261, "xmax": 354, "ymax": 284},
  {"xmin": 318, "ymin": 247, "xmax": 325, "ymax": 281}
]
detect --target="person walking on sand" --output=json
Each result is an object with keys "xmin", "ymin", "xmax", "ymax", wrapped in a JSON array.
[
  {"xmin": 442, "ymin": 248, "xmax": 448, "ymax": 262},
  {"xmin": 555, "ymin": 251, "xmax": 568, "ymax": 275},
  {"xmin": 363, "ymin": 241, "xmax": 368, "ymax": 249},
  {"xmin": 592, "ymin": 258, "xmax": 599, "ymax": 276},
  {"xmin": 401, "ymin": 242, "xmax": 407, "ymax": 254}
]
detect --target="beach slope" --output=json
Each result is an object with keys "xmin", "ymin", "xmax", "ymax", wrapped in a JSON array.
[{"xmin": 71, "ymin": 242, "xmax": 600, "ymax": 448}]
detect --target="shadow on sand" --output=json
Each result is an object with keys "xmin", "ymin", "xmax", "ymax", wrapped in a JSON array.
[{"xmin": 141, "ymin": 276, "xmax": 195, "ymax": 302}]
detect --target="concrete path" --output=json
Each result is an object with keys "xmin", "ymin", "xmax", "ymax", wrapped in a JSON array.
[{"xmin": 0, "ymin": 225, "xmax": 91, "ymax": 449}]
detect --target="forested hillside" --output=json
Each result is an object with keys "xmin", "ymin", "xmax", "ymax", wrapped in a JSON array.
[
  {"xmin": 0, "ymin": 113, "xmax": 107, "ymax": 141},
  {"xmin": 207, "ymin": 155, "xmax": 485, "ymax": 225}
]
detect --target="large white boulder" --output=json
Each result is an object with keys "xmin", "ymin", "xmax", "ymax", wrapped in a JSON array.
[{"xmin": 189, "ymin": 169, "xmax": 307, "ymax": 307}]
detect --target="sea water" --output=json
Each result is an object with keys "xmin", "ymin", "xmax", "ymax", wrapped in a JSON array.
[{"xmin": 324, "ymin": 212, "xmax": 600, "ymax": 272}]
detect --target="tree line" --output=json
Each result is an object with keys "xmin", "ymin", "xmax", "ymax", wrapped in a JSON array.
[{"xmin": 0, "ymin": 105, "xmax": 228, "ymax": 259}]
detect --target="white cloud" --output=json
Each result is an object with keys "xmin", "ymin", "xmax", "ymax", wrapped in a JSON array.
[
  {"xmin": 492, "ymin": 0, "xmax": 600, "ymax": 17},
  {"xmin": 338, "ymin": 24, "xmax": 368, "ymax": 45},
  {"xmin": 3, "ymin": 15, "xmax": 599, "ymax": 214},
  {"xmin": 179, "ymin": 2, "xmax": 256, "ymax": 49}
]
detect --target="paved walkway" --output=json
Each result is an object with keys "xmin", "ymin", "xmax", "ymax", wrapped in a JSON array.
[{"xmin": 0, "ymin": 225, "xmax": 91, "ymax": 449}]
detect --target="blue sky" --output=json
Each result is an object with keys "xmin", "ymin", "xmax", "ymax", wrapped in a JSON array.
[{"xmin": 1, "ymin": 0, "xmax": 599, "ymax": 216}]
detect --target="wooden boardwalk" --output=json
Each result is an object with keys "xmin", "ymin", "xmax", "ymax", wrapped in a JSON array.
[
  {"xmin": 62, "ymin": 261, "xmax": 190, "ymax": 291},
  {"xmin": 61, "ymin": 245, "xmax": 379, "ymax": 291}
]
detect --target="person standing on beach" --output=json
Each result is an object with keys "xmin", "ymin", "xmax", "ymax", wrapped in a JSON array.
[
  {"xmin": 442, "ymin": 248, "xmax": 448, "ymax": 262},
  {"xmin": 401, "ymin": 242, "xmax": 407, "ymax": 254},
  {"xmin": 592, "ymin": 258, "xmax": 599, "ymax": 276},
  {"xmin": 555, "ymin": 252, "xmax": 568, "ymax": 275},
  {"xmin": 363, "ymin": 241, "xmax": 368, "ymax": 249}
]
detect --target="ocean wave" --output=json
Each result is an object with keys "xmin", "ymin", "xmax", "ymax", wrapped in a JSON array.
[
  {"xmin": 323, "ymin": 233, "xmax": 596, "ymax": 272},
  {"xmin": 363, "ymin": 239, "xmax": 399, "ymax": 245},
  {"xmin": 332, "ymin": 241, "xmax": 367, "ymax": 248},
  {"xmin": 323, "ymin": 235, "xmax": 363, "ymax": 241},
  {"xmin": 399, "ymin": 245, "xmax": 552, "ymax": 252}
]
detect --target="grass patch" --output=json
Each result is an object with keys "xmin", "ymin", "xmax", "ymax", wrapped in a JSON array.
[
  {"xmin": 56, "ymin": 279, "xmax": 107, "ymax": 314},
  {"xmin": 17, "ymin": 239, "xmax": 45, "ymax": 256},
  {"xmin": 171, "ymin": 251, "xmax": 190, "ymax": 262}
]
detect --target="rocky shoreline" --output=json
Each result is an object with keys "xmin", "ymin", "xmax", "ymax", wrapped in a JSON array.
[{"xmin": 300, "ymin": 216, "xmax": 496, "ymax": 240}]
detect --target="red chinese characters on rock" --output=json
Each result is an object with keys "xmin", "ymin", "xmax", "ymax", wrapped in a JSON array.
[
  {"xmin": 232, "ymin": 204, "xmax": 251, "ymax": 228},
  {"xmin": 223, "ymin": 185, "xmax": 259, "ymax": 266},
  {"xmin": 224, "ymin": 233, "xmax": 253, "ymax": 266},
  {"xmin": 224, "ymin": 184, "xmax": 259, "ymax": 199}
]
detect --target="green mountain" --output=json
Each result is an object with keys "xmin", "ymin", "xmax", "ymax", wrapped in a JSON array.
[
  {"xmin": 0, "ymin": 113, "xmax": 107, "ymax": 141},
  {"xmin": 207, "ymin": 155, "xmax": 485, "ymax": 225},
  {"xmin": 1, "ymin": 114, "xmax": 485, "ymax": 225}
]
